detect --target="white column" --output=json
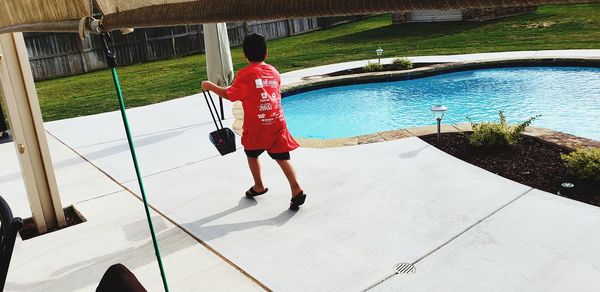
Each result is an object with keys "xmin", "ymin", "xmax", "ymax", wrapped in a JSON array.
[{"xmin": 0, "ymin": 32, "xmax": 65, "ymax": 233}]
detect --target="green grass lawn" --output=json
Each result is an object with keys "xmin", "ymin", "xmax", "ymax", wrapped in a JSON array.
[{"xmin": 32, "ymin": 4, "xmax": 600, "ymax": 121}]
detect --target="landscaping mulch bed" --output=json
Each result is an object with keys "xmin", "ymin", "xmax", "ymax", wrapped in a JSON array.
[
  {"xmin": 327, "ymin": 63, "xmax": 438, "ymax": 77},
  {"xmin": 19, "ymin": 205, "xmax": 85, "ymax": 240},
  {"xmin": 420, "ymin": 133, "xmax": 600, "ymax": 207}
]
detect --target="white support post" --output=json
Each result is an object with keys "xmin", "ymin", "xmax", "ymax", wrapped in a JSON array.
[{"xmin": 0, "ymin": 32, "xmax": 65, "ymax": 233}]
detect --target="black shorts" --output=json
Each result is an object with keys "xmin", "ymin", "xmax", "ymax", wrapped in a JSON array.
[{"xmin": 244, "ymin": 149, "xmax": 290, "ymax": 160}]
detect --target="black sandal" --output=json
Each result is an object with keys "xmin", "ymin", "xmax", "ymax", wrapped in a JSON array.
[
  {"xmin": 245, "ymin": 187, "xmax": 268, "ymax": 198},
  {"xmin": 289, "ymin": 192, "xmax": 307, "ymax": 210}
]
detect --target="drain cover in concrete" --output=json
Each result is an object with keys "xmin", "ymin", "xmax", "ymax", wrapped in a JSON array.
[{"xmin": 395, "ymin": 263, "xmax": 416, "ymax": 274}]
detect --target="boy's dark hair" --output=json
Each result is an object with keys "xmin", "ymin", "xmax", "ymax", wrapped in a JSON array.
[{"xmin": 243, "ymin": 33, "xmax": 267, "ymax": 62}]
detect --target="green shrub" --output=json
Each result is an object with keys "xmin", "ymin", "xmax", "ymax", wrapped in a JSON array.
[
  {"xmin": 392, "ymin": 57, "xmax": 413, "ymax": 70},
  {"xmin": 561, "ymin": 148, "xmax": 600, "ymax": 181},
  {"xmin": 468, "ymin": 111, "xmax": 540, "ymax": 147},
  {"xmin": 363, "ymin": 62, "xmax": 384, "ymax": 72}
]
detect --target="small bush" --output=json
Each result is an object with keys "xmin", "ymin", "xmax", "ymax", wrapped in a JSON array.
[
  {"xmin": 468, "ymin": 111, "xmax": 540, "ymax": 147},
  {"xmin": 392, "ymin": 57, "xmax": 413, "ymax": 70},
  {"xmin": 363, "ymin": 62, "xmax": 384, "ymax": 72},
  {"xmin": 561, "ymin": 148, "xmax": 600, "ymax": 181}
]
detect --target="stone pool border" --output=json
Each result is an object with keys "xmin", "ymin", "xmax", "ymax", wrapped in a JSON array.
[{"xmin": 231, "ymin": 57, "xmax": 600, "ymax": 149}]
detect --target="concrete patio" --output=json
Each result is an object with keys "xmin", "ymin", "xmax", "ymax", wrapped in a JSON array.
[{"xmin": 2, "ymin": 50, "xmax": 600, "ymax": 291}]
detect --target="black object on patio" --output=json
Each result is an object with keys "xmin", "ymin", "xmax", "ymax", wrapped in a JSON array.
[
  {"xmin": 96, "ymin": 264, "xmax": 147, "ymax": 292},
  {"xmin": 202, "ymin": 90, "xmax": 237, "ymax": 156},
  {"xmin": 0, "ymin": 195, "xmax": 23, "ymax": 291}
]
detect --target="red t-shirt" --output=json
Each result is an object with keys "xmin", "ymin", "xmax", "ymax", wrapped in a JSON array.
[{"xmin": 226, "ymin": 63, "xmax": 299, "ymax": 153}]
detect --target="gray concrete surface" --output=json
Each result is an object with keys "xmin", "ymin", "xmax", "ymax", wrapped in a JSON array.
[
  {"xmin": 120, "ymin": 137, "xmax": 532, "ymax": 291},
  {"xmin": 5, "ymin": 191, "xmax": 262, "ymax": 292},
  {"xmin": 2, "ymin": 50, "xmax": 599, "ymax": 291},
  {"xmin": 372, "ymin": 189, "xmax": 600, "ymax": 292}
]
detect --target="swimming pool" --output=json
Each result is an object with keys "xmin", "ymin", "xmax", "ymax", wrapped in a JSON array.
[{"xmin": 282, "ymin": 66, "xmax": 600, "ymax": 141}]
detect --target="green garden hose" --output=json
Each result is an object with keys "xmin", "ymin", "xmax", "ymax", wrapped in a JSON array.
[{"xmin": 103, "ymin": 32, "xmax": 170, "ymax": 292}]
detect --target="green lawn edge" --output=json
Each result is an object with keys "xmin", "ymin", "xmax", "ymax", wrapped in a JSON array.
[{"xmin": 29, "ymin": 4, "xmax": 600, "ymax": 121}]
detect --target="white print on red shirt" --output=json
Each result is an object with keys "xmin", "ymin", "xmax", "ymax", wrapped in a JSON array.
[
  {"xmin": 255, "ymin": 79, "xmax": 263, "ymax": 88},
  {"xmin": 258, "ymin": 103, "xmax": 272, "ymax": 112},
  {"xmin": 264, "ymin": 80, "xmax": 277, "ymax": 88}
]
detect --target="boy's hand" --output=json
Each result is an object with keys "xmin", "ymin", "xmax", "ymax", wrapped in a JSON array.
[
  {"xmin": 201, "ymin": 81, "xmax": 212, "ymax": 91},
  {"xmin": 201, "ymin": 80, "xmax": 230, "ymax": 100}
]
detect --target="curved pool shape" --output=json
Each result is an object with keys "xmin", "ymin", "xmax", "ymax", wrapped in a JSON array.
[{"xmin": 282, "ymin": 67, "xmax": 600, "ymax": 141}]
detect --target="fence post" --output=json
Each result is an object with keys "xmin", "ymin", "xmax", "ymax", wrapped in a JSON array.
[
  {"xmin": 143, "ymin": 30, "xmax": 150, "ymax": 61},
  {"xmin": 197, "ymin": 25, "xmax": 204, "ymax": 53},
  {"xmin": 171, "ymin": 28, "xmax": 177, "ymax": 57},
  {"xmin": 76, "ymin": 35, "xmax": 88, "ymax": 73},
  {"xmin": 286, "ymin": 20, "xmax": 294, "ymax": 36},
  {"xmin": 242, "ymin": 22, "xmax": 250, "ymax": 37}
]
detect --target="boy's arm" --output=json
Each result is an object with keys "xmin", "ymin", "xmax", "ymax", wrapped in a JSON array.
[{"xmin": 201, "ymin": 81, "xmax": 231, "ymax": 101}]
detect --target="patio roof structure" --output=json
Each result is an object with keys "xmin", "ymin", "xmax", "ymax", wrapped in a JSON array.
[{"xmin": 1, "ymin": 0, "xmax": 597, "ymax": 33}]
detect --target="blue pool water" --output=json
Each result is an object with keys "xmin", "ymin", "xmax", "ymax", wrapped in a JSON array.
[{"xmin": 282, "ymin": 67, "xmax": 600, "ymax": 140}]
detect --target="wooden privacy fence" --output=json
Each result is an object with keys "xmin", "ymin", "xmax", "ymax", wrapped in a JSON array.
[{"xmin": 25, "ymin": 17, "xmax": 358, "ymax": 81}]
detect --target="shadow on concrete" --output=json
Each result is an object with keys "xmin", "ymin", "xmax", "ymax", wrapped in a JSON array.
[
  {"xmin": 398, "ymin": 145, "xmax": 429, "ymax": 159},
  {"xmin": 0, "ymin": 129, "xmax": 184, "ymax": 185},
  {"xmin": 193, "ymin": 197, "xmax": 258, "ymax": 226},
  {"xmin": 66, "ymin": 129, "xmax": 185, "ymax": 165},
  {"xmin": 122, "ymin": 216, "xmax": 169, "ymax": 242},
  {"xmin": 71, "ymin": 120, "xmax": 217, "ymax": 149},
  {"xmin": 7, "ymin": 226, "xmax": 191, "ymax": 292},
  {"xmin": 183, "ymin": 198, "xmax": 297, "ymax": 241}
]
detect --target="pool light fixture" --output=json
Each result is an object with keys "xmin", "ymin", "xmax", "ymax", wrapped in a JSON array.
[
  {"xmin": 431, "ymin": 105, "xmax": 448, "ymax": 143},
  {"xmin": 376, "ymin": 47, "xmax": 384, "ymax": 64}
]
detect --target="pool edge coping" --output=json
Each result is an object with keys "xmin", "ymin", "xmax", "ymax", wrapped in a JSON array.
[
  {"xmin": 231, "ymin": 57, "xmax": 600, "ymax": 149},
  {"xmin": 280, "ymin": 57, "xmax": 600, "ymax": 96}
]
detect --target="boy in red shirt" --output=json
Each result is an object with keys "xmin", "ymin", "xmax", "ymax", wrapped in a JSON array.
[{"xmin": 201, "ymin": 33, "xmax": 306, "ymax": 210}]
